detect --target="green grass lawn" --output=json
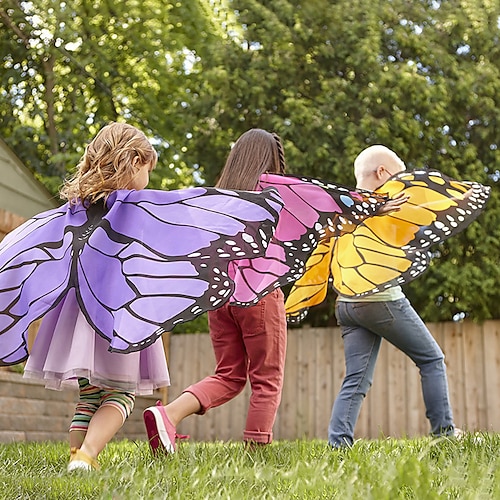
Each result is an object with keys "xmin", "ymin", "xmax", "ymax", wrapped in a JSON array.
[{"xmin": 1, "ymin": 433, "xmax": 499, "ymax": 499}]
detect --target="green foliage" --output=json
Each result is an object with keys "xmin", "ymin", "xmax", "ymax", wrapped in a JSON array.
[
  {"xmin": 1, "ymin": 0, "xmax": 498, "ymax": 323},
  {"xmin": 172, "ymin": 313, "xmax": 209, "ymax": 334},
  {"xmin": 185, "ymin": 0, "xmax": 500, "ymax": 323},
  {"xmin": 1, "ymin": 435, "xmax": 499, "ymax": 499},
  {"xmin": 0, "ymin": 0, "xmax": 214, "ymax": 193}
]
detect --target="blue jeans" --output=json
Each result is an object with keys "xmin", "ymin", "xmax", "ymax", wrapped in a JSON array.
[{"xmin": 328, "ymin": 298, "xmax": 455, "ymax": 448}]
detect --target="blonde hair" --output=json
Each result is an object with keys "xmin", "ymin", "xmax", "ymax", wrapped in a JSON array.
[
  {"xmin": 353, "ymin": 145, "xmax": 406, "ymax": 183},
  {"xmin": 60, "ymin": 122, "xmax": 157, "ymax": 205},
  {"xmin": 216, "ymin": 129, "xmax": 286, "ymax": 190}
]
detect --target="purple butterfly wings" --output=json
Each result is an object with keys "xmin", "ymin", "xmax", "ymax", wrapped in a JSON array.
[
  {"xmin": 0, "ymin": 187, "xmax": 283, "ymax": 362},
  {"xmin": 80, "ymin": 188, "xmax": 282, "ymax": 352},
  {"xmin": 0, "ymin": 207, "xmax": 75, "ymax": 365}
]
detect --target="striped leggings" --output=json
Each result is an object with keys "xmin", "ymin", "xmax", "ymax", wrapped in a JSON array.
[{"xmin": 69, "ymin": 378, "xmax": 136, "ymax": 433}]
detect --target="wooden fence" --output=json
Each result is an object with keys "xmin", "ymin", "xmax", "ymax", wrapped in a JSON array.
[
  {"xmin": 167, "ymin": 320, "xmax": 500, "ymax": 442},
  {"xmin": 0, "ymin": 317, "xmax": 499, "ymax": 444}
]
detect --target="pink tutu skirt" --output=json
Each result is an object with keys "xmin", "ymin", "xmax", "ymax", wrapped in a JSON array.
[{"xmin": 24, "ymin": 289, "xmax": 170, "ymax": 395}]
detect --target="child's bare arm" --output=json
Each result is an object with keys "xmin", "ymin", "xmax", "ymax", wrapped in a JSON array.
[{"xmin": 377, "ymin": 191, "xmax": 410, "ymax": 215}]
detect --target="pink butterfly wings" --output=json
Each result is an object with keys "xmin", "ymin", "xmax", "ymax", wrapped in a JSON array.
[{"xmin": 228, "ymin": 173, "xmax": 387, "ymax": 305}]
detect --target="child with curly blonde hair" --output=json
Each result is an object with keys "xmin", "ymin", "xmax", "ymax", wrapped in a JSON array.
[{"xmin": 25, "ymin": 122, "xmax": 169, "ymax": 471}]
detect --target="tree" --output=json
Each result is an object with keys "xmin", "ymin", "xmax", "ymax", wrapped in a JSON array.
[
  {"xmin": 0, "ymin": 0, "xmax": 214, "ymax": 193},
  {"xmin": 1, "ymin": 0, "xmax": 498, "ymax": 323},
  {"xmin": 182, "ymin": 0, "xmax": 500, "ymax": 322}
]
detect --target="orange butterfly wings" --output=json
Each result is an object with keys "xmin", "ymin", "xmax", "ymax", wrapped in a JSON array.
[{"xmin": 285, "ymin": 170, "xmax": 490, "ymax": 322}]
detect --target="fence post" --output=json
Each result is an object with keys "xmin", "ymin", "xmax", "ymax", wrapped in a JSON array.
[{"xmin": 160, "ymin": 331, "xmax": 171, "ymax": 404}]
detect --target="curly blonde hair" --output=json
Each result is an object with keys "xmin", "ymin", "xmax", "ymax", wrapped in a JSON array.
[{"xmin": 60, "ymin": 122, "xmax": 158, "ymax": 205}]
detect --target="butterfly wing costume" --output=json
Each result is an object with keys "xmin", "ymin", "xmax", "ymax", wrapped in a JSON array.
[
  {"xmin": 285, "ymin": 170, "xmax": 491, "ymax": 322},
  {"xmin": 227, "ymin": 173, "xmax": 388, "ymax": 305},
  {"xmin": 0, "ymin": 175, "xmax": 390, "ymax": 393},
  {"xmin": 0, "ymin": 187, "xmax": 284, "ymax": 367}
]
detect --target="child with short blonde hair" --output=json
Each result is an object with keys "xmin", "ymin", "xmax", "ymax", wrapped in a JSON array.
[{"xmin": 27, "ymin": 122, "xmax": 168, "ymax": 471}]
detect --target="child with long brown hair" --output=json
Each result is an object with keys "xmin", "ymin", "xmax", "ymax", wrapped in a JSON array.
[
  {"xmin": 143, "ymin": 128, "xmax": 287, "ymax": 451},
  {"xmin": 143, "ymin": 128, "xmax": 411, "ymax": 454}
]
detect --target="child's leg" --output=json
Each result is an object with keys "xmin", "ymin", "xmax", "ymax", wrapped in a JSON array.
[
  {"xmin": 79, "ymin": 389, "xmax": 135, "ymax": 459},
  {"xmin": 182, "ymin": 304, "xmax": 249, "ymax": 413},
  {"xmin": 79, "ymin": 406, "xmax": 124, "ymax": 458},
  {"xmin": 240, "ymin": 290, "xmax": 287, "ymax": 444},
  {"xmin": 69, "ymin": 431, "xmax": 86, "ymax": 450},
  {"xmin": 70, "ymin": 380, "xmax": 135, "ymax": 465},
  {"xmin": 69, "ymin": 378, "xmax": 101, "ymax": 449},
  {"xmin": 165, "ymin": 392, "xmax": 201, "ymax": 427},
  {"xmin": 144, "ymin": 305, "xmax": 246, "ymax": 454}
]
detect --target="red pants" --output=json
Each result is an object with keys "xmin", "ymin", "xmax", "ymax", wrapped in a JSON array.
[{"xmin": 184, "ymin": 288, "xmax": 287, "ymax": 444}]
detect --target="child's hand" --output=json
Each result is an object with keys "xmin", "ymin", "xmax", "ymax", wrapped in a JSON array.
[
  {"xmin": 462, "ymin": 188, "xmax": 474, "ymax": 200},
  {"xmin": 377, "ymin": 192, "xmax": 410, "ymax": 215}
]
